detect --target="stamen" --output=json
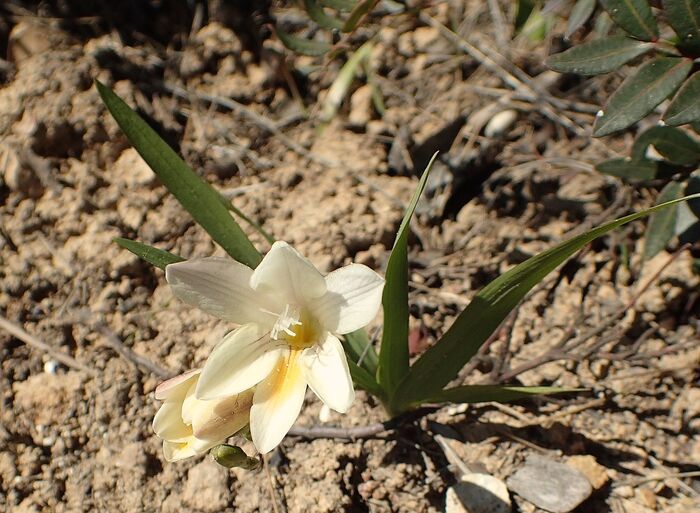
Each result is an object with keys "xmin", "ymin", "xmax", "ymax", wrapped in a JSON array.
[{"xmin": 270, "ymin": 304, "xmax": 301, "ymax": 340}]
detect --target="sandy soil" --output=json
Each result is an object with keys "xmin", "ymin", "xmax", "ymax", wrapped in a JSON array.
[{"xmin": 1, "ymin": 2, "xmax": 698, "ymax": 512}]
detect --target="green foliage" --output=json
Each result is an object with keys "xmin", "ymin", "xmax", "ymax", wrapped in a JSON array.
[
  {"xmin": 96, "ymin": 81, "xmax": 262, "ymax": 269},
  {"xmin": 343, "ymin": 328, "xmax": 379, "ymax": 376},
  {"xmin": 547, "ymin": 0, "xmax": 700, "ymax": 135},
  {"xmin": 113, "ymin": 238, "xmax": 184, "ymax": 270},
  {"xmin": 416, "ymin": 385, "xmax": 582, "ymax": 407},
  {"xmin": 596, "ymin": 126, "xmax": 700, "ymax": 259},
  {"xmin": 377, "ymin": 153, "xmax": 437, "ymax": 404},
  {"xmin": 593, "ymin": 57, "xmax": 691, "ymax": 137}
]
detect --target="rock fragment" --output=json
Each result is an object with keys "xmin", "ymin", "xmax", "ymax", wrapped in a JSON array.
[{"xmin": 507, "ymin": 455, "xmax": 592, "ymax": 513}]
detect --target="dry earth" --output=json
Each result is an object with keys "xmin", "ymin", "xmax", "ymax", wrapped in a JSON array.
[{"xmin": 0, "ymin": 2, "xmax": 699, "ymax": 513}]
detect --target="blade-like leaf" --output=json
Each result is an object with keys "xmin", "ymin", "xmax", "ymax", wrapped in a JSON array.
[
  {"xmin": 114, "ymin": 237, "xmax": 184, "ymax": 270},
  {"xmin": 631, "ymin": 126, "xmax": 700, "ymax": 166},
  {"xmin": 304, "ymin": 0, "xmax": 345, "ymax": 30},
  {"xmin": 547, "ymin": 36, "xmax": 652, "ymax": 76},
  {"xmin": 343, "ymin": 328, "xmax": 379, "ymax": 375},
  {"xmin": 276, "ymin": 28, "xmax": 332, "ymax": 56},
  {"xmin": 593, "ymin": 57, "xmax": 692, "ymax": 137},
  {"xmin": 393, "ymin": 193, "xmax": 700, "ymax": 410},
  {"xmin": 515, "ymin": 0, "xmax": 538, "ymax": 32},
  {"xmin": 96, "ymin": 81, "xmax": 262, "ymax": 269},
  {"xmin": 662, "ymin": 0, "xmax": 700, "ymax": 51},
  {"xmin": 378, "ymin": 153, "xmax": 438, "ymax": 402},
  {"xmin": 664, "ymin": 72, "xmax": 700, "ymax": 126},
  {"xmin": 417, "ymin": 385, "xmax": 583, "ymax": 407},
  {"xmin": 596, "ymin": 157, "xmax": 657, "ymax": 180},
  {"xmin": 348, "ymin": 359, "xmax": 384, "ymax": 398},
  {"xmin": 600, "ymin": 0, "xmax": 658, "ymax": 41},
  {"xmin": 643, "ymin": 181, "xmax": 684, "ymax": 260},
  {"xmin": 342, "ymin": 0, "xmax": 379, "ymax": 32},
  {"xmin": 321, "ymin": 41, "xmax": 373, "ymax": 123},
  {"xmin": 565, "ymin": 0, "xmax": 597, "ymax": 38}
]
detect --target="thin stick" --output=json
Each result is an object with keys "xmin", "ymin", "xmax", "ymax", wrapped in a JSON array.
[
  {"xmin": 0, "ymin": 315, "xmax": 96, "ymax": 376},
  {"xmin": 263, "ymin": 455, "xmax": 282, "ymax": 513},
  {"xmin": 95, "ymin": 323, "xmax": 172, "ymax": 378},
  {"xmin": 287, "ymin": 406, "xmax": 439, "ymax": 440}
]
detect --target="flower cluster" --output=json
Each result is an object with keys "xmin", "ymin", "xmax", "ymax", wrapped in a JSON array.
[{"xmin": 153, "ymin": 241, "xmax": 384, "ymax": 460}]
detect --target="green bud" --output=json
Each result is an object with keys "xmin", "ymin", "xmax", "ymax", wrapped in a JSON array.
[{"xmin": 211, "ymin": 444, "xmax": 262, "ymax": 471}]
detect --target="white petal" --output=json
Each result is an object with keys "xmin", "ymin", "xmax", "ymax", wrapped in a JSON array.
[
  {"xmin": 250, "ymin": 241, "xmax": 326, "ymax": 304},
  {"xmin": 250, "ymin": 350, "xmax": 307, "ymax": 454},
  {"xmin": 191, "ymin": 389, "xmax": 254, "ymax": 441},
  {"xmin": 162, "ymin": 437, "xmax": 218, "ymax": 462},
  {"xmin": 308, "ymin": 264, "xmax": 384, "ymax": 334},
  {"xmin": 166, "ymin": 257, "xmax": 277, "ymax": 326},
  {"xmin": 154, "ymin": 369, "xmax": 200, "ymax": 401},
  {"xmin": 153, "ymin": 400, "xmax": 193, "ymax": 442},
  {"xmin": 300, "ymin": 334, "xmax": 354, "ymax": 413},
  {"xmin": 196, "ymin": 324, "xmax": 283, "ymax": 400}
]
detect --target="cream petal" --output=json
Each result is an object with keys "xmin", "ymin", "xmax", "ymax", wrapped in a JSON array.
[
  {"xmin": 162, "ymin": 437, "xmax": 218, "ymax": 462},
  {"xmin": 196, "ymin": 324, "xmax": 283, "ymax": 400},
  {"xmin": 191, "ymin": 389, "xmax": 254, "ymax": 441},
  {"xmin": 166, "ymin": 257, "xmax": 277, "ymax": 326},
  {"xmin": 153, "ymin": 400, "xmax": 193, "ymax": 442},
  {"xmin": 249, "ymin": 350, "xmax": 308, "ymax": 454},
  {"xmin": 250, "ymin": 241, "xmax": 327, "ymax": 305},
  {"xmin": 154, "ymin": 369, "xmax": 200, "ymax": 401},
  {"xmin": 308, "ymin": 263, "xmax": 384, "ymax": 334},
  {"xmin": 300, "ymin": 334, "xmax": 355, "ymax": 413}
]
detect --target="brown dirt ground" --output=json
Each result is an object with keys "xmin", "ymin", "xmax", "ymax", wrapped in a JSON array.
[{"xmin": 1, "ymin": 2, "xmax": 699, "ymax": 512}]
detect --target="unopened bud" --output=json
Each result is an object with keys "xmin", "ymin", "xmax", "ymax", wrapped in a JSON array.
[{"xmin": 211, "ymin": 444, "xmax": 262, "ymax": 471}]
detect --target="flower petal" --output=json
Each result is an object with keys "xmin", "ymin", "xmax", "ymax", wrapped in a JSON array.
[
  {"xmin": 153, "ymin": 400, "xmax": 193, "ymax": 442},
  {"xmin": 155, "ymin": 369, "xmax": 200, "ymax": 401},
  {"xmin": 166, "ymin": 257, "xmax": 277, "ymax": 326},
  {"xmin": 250, "ymin": 241, "xmax": 326, "ymax": 305},
  {"xmin": 250, "ymin": 350, "xmax": 307, "ymax": 454},
  {"xmin": 162, "ymin": 437, "xmax": 218, "ymax": 462},
  {"xmin": 300, "ymin": 333, "xmax": 354, "ymax": 413},
  {"xmin": 191, "ymin": 389, "xmax": 254, "ymax": 441},
  {"xmin": 196, "ymin": 324, "xmax": 283, "ymax": 400},
  {"xmin": 308, "ymin": 263, "xmax": 384, "ymax": 334}
]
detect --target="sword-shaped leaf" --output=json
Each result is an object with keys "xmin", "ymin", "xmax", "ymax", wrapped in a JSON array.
[
  {"xmin": 393, "ymin": 193, "xmax": 700, "ymax": 410},
  {"xmin": 114, "ymin": 238, "xmax": 184, "ymax": 270}
]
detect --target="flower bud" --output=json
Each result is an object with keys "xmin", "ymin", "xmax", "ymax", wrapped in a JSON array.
[{"xmin": 211, "ymin": 444, "xmax": 262, "ymax": 471}]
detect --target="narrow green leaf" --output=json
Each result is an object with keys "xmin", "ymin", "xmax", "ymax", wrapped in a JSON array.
[
  {"xmin": 304, "ymin": 0, "xmax": 345, "ymax": 30},
  {"xmin": 662, "ymin": 0, "xmax": 700, "ymax": 51},
  {"xmin": 276, "ymin": 28, "xmax": 332, "ymax": 56},
  {"xmin": 393, "ymin": 193, "xmax": 700, "ymax": 409},
  {"xmin": 321, "ymin": 41, "xmax": 373, "ymax": 123},
  {"xmin": 343, "ymin": 328, "xmax": 379, "ymax": 375},
  {"xmin": 417, "ymin": 385, "xmax": 583, "ymax": 407},
  {"xmin": 348, "ymin": 359, "xmax": 384, "ymax": 398},
  {"xmin": 631, "ymin": 126, "xmax": 700, "ymax": 166},
  {"xmin": 114, "ymin": 237, "xmax": 184, "ymax": 270},
  {"xmin": 342, "ymin": 0, "xmax": 379, "ymax": 32},
  {"xmin": 596, "ymin": 158, "xmax": 658, "ymax": 180},
  {"xmin": 321, "ymin": 0, "xmax": 357, "ymax": 10},
  {"xmin": 644, "ymin": 181, "xmax": 683, "ymax": 260},
  {"xmin": 664, "ymin": 72, "xmax": 700, "ymax": 126},
  {"xmin": 593, "ymin": 57, "xmax": 692, "ymax": 137},
  {"xmin": 547, "ymin": 36, "xmax": 652, "ymax": 76},
  {"xmin": 600, "ymin": 0, "xmax": 658, "ymax": 41},
  {"xmin": 565, "ymin": 0, "xmax": 597, "ymax": 38},
  {"xmin": 96, "ymin": 81, "xmax": 262, "ymax": 269},
  {"xmin": 515, "ymin": 0, "xmax": 538, "ymax": 32},
  {"xmin": 378, "ymin": 153, "xmax": 439, "ymax": 402}
]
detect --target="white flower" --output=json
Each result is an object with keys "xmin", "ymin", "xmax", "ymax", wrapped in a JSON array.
[
  {"xmin": 152, "ymin": 369, "xmax": 253, "ymax": 462},
  {"xmin": 165, "ymin": 241, "xmax": 384, "ymax": 453}
]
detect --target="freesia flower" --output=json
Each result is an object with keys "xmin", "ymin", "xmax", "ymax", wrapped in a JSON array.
[
  {"xmin": 165, "ymin": 241, "xmax": 384, "ymax": 453},
  {"xmin": 152, "ymin": 369, "xmax": 253, "ymax": 462}
]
